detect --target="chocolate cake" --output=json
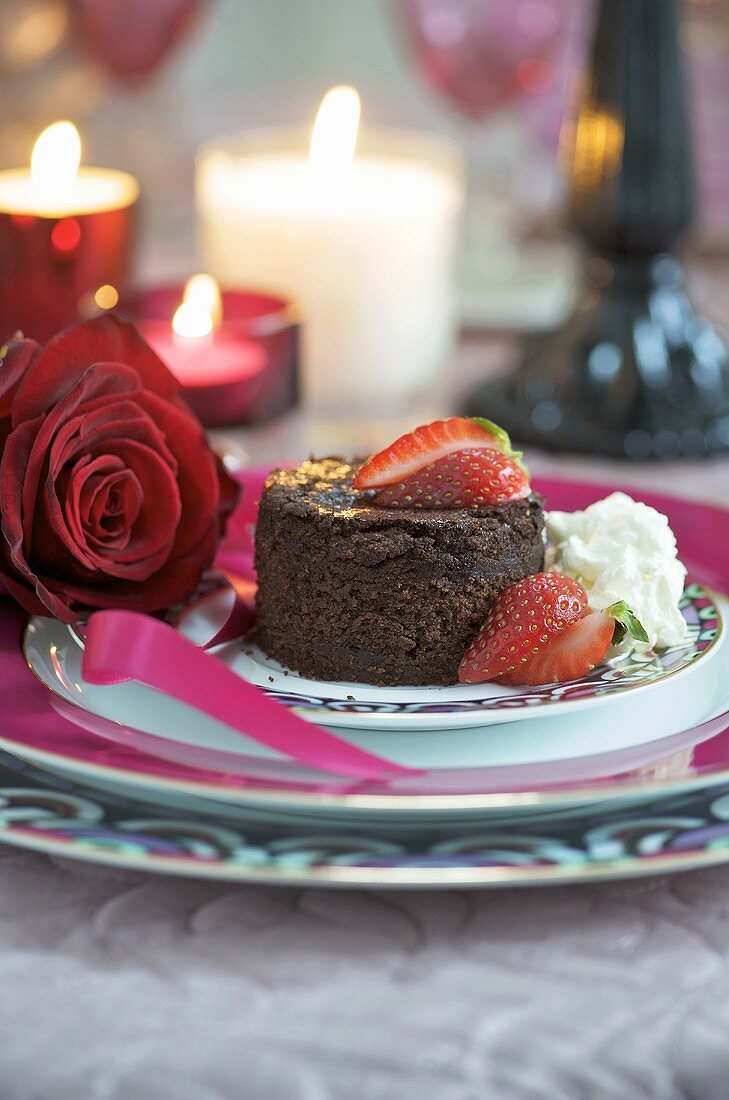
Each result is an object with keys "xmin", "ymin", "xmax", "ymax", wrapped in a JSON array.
[{"xmin": 253, "ymin": 457, "xmax": 545, "ymax": 687}]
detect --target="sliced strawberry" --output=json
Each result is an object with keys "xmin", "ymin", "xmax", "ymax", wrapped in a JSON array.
[
  {"xmin": 458, "ymin": 573, "xmax": 588, "ymax": 685},
  {"xmin": 353, "ymin": 416, "xmax": 521, "ymax": 489},
  {"xmin": 373, "ymin": 448, "xmax": 529, "ymax": 509},
  {"xmin": 498, "ymin": 609, "xmax": 614, "ymax": 686}
]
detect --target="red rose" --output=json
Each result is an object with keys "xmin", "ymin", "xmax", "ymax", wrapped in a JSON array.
[{"xmin": 0, "ymin": 315, "xmax": 239, "ymax": 623}]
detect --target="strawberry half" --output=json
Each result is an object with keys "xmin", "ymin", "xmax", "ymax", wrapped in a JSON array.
[
  {"xmin": 498, "ymin": 609, "xmax": 614, "ymax": 686},
  {"xmin": 353, "ymin": 416, "xmax": 522, "ymax": 489},
  {"xmin": 499, "ymin": 599, "xmax": 649, "ymax": 686},
  {"xmin": 458, "ymin": 573, "xmax": 588, "ymax": 685},
  {"xmin": 374, "ymin": 448, "xmax": 530, "ymax": 509}
]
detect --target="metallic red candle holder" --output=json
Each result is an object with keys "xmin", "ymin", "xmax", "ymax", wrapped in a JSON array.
[
  {"xmin": 118, "ymin": 285, "xmax": 300, "ymax": 428},
  {"xmin": 0, "ymin": 190, "xmax": 138, "ymax": 344}
]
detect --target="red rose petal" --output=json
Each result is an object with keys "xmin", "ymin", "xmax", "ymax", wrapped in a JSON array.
[
  {"xmin": 66, "ymin": 454, "xmax": 144, "ymax": 553},
  {"xmin": 59, "ymin": 455, "xmax": 118, "ymax": 570},
  {"xmin": 18, "ymin": 366, "xmax": 145, "ymax": 554},
  {"xmin": 82, "ymin": 466, "xmax": 144, "ymax": 544},
  {"xmin": 43, "ymin": 439, "xmax": 182, "ymax": 580},
  {"xmin": 35, "ymin": 391, "xmax": 178, "ymax": 576},
  {"xmin": 18, "ymin": 363, "xmax": 144, "ymax": 525},
  {"xmin": 11, "ymin": 315, "xmax": 179, "ymax": 427},
  {"xmin": 215, "ymin": 453, "xmax": 241, "ymax": 536},
  {"xmin": 0, "ymin": 335, "xmax": 39, "ymax": 418},
  {"xmin": 0, "ymin": 416, "xmax": 40, "ymax": 578},
  {"xmin": 45, "ymin": 545, "xmax": 212, "ymax": 616},
  {"xmin": 135, "ymin": 390, "xmax": 221, "ymax": 557},
  {"xmin": 46, "ymin": 397, "xmax": 176, "ymax": 483},
  {"xmin": 1, "ymin": 570, "xmax": 59, "ymax": 619}
]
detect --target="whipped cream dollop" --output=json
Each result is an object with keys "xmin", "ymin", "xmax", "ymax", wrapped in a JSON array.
[{"xmin": 545, "ymin": 492, "xmax": 687, "ymax": 650}]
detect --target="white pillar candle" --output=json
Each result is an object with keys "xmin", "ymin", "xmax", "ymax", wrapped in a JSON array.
[{"xmin": 196, "ymin": 88, "xmax": 463, "ymax": 413}]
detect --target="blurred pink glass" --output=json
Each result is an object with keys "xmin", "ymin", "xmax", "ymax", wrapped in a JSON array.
[
  {"xmin": 683, "ymin": 0, "xmax": 729, "ymax": 247},
  {"xmin": 69, "ymin": 0, "xmax": 210, "ymax": 86},
  {"xmin": 393, "ymin": 0, "xmax": 586, "ymax": 330},
  {"xmin": 395, "ymin": 0, "xmax": 570, "ymax": 121},
  {"xmin": 397, "ymin": 0, "xmax": 729, "ymax": 245}
]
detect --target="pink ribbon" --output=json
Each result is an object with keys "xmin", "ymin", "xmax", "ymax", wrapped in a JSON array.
[{"xmin": 82, "ymin": 607, "xmax": 415, "ymax": 782}]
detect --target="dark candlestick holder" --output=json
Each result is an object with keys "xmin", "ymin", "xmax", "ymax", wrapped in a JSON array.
[{"xmin": 465, "ymin": 0, "xmax": 729, "ymax": 459}]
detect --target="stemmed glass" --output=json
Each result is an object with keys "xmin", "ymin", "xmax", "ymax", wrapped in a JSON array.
[{"xmin": 392, "ymin": 0, "xmax": 585, "ymax": 328}]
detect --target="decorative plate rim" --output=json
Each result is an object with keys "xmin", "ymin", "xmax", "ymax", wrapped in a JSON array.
[
  {"xmin": 4, "ymin": 758, "xmax": 729, "ymax": 887},
  {"xmin": 7, "ymin": 824, "xmax": 729, "ymax": 887}
]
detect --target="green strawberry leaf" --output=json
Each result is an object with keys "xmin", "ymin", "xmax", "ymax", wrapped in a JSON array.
[
  {"xmin": 471, "ymin": 417, "xmax": 529, "ymax": 476},
  {"xmin": 608, "ymin": 600, "xmax": 649, "ymax": 646}
]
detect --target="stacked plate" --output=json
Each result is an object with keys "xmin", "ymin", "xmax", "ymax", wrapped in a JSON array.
[{"xmin": 2, "ymin": 474, "xmax": 728, "ymax": 888}]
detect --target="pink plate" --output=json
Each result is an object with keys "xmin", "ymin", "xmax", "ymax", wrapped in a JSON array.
[{"xmin": 3, "ymin": 473, "xmax": 729, "ymax": 816}]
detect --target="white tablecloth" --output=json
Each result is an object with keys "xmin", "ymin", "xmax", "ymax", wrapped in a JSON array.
[{"xmin": 3, "ymin": 847, "xmax": 729, "ymax": 1099}]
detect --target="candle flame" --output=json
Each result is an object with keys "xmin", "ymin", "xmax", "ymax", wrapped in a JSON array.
[
  {"xmin": 309, "ymin": 86, "xmax": 361, "ymax": 178},
  {"xmin": 172, "ymin": 274, "xmax": 222, "ymax": 339},
  {"xmin": 184, "ymin": 273, "xmax": 223, "ymax": 328},
  {"xmin": 31, "ymin": 121, "xmax": 81, "ymax": 190}
]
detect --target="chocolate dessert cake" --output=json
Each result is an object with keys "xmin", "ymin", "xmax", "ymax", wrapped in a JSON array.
[{"xmin": 253, "ymin": 457, "xmax": 545, "ymax": 686}]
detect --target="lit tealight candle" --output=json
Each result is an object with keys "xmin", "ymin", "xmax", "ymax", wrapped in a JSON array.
[
  {"xmin": 140, "ymin": 275, "xmax": 287, "ymax": 428},
  {"xmin": 144, "ymin": 274, "xmax": 265, "ymax": 388},
  {"xmin": 0, "ymin": 120, "xmax": 139, "ymax": 341}
]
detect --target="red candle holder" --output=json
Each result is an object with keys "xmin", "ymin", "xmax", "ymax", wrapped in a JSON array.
[
  {"xmin": 0, "ymin": 195, "xmax": 138, "ymax": 343},
  {"xmin": 118, "ymin": 285, "xmax": 300, "ymax": 428}
]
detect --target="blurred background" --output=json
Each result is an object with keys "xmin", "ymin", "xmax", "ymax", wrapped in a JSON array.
[
  {"xmin": 1, "ymin": 0, "xmax": 585, "ymax": 314},
  {"xmin": 2, "ymin": 0, "xmax": 729, "ymax": 470},
  {"xmin": 4, "ymin": 1, "xmax": 729, "ymax": 278}
]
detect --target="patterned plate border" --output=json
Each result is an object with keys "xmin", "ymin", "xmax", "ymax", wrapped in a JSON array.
[{"xmin": 4, "ymin": 751, "xmax": 729, "ymax": 887}]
